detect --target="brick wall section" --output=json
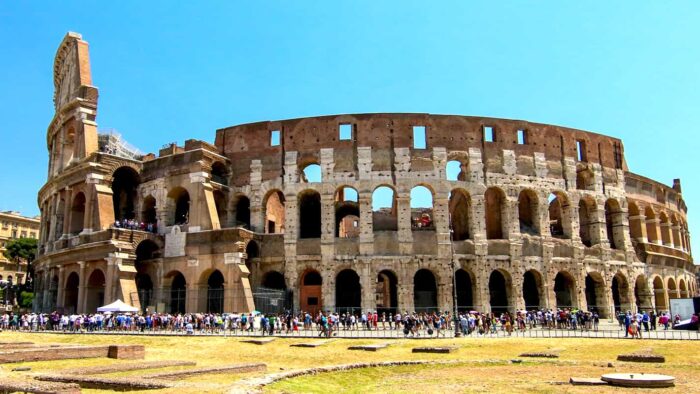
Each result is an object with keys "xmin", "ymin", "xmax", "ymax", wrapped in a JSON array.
[
  {"xmin": 107, "ymin": 345, "xmax": 145, "ymax": 360},
  {"xmin": 0, "ymin": 346, "xmax": 109, "ymax": 363}
]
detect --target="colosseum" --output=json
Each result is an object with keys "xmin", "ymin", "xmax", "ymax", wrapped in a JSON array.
[{"xmin": 33, "ymin": 32, "xmax": 697, "ymax": 317}]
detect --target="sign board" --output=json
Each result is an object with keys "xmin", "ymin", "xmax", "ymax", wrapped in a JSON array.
[{"xmin": 669, "ymin": 298, "xmax": 696, "ymax": 320}]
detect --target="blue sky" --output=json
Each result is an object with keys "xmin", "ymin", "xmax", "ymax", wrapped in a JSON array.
[{"xmin": 1, "ymin": 2, "xmax": 699, "ymax": 255}]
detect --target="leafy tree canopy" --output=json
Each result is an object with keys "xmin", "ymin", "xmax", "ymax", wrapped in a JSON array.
[{"xmin": 3, "ymin": 237, "xmax": 37, "ymax": 263}]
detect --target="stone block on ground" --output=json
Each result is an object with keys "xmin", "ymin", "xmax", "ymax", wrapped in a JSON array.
[
  {"xmin": 0, "ymin": 377, "xmax": 81, "ymax": 394},
  {"xmin": 240, "ymin": 338, "xmax": 276, "ymax": 345},
  {"xmin": 290, "ymin": 340, "xmax": 332, "ymax": 348},
  {"xmin": 570, "ymin": 377, "xmax": 609, "ymax": 386},
  {"xmin": 601, "ymin": 373, "xmax": 675, "ymax": 388},
  {"xmin": 616, "ymin": 354, "xmax": 665, "ymax": 363},
  {"xmin": 348, "ymin": 343, "xmax": 389, "ymax": 351},
  {"xmin": 519, "ymin": 352, "xmax": 559, "ymax": 358},
  {"xmin": 412, "ymin": 346, "xmax": 457, "ymax": 354},
  {"xmin": 107, "ymin": 344, "xmax": 145, "ymax": 360},
  {"xmin": 62, "ymin": 360, "xmax": 196, "ymax": 375},
  {"xmin": 0, "ymin": 346, "xmax": 110, "ymax": 363},
  {"xmin": 34, "ymin": 375, "xmax": 174, "ymax": 390},
  {"xmin": 142, "ymin": 363, "xmax": 267, "ymax": 379}
]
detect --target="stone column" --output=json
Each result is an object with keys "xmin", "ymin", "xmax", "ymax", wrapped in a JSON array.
[
  {"xmin": 646, "ymin": 218, "xmax": 661, "ymax": 244},
  {"xmin": 56, "ymin": 267, "xmax": 65, "ymax": 310},
  {"xmin": 592, "ymin": 202, "xmax": 608, "ymax": 247},
  {"xmin": 320, "ymin": 193, "xmax": 335, "ymax": 258},
  {"xmin": 360, "ymin": 260, "xmax": 375, "ymax": 312},
  {"xmin": 396, "ymin": 196, "xmax": 413, "ymax": 254},
  {"xmin": 433, "ymin": 197, "xmax": 451, "ymax": 258},
  {"xmin": 77, "ymin": 261, "xmax": 87, "ymax": 313},
  {"xmin": 358, "ymin": 196, "xmax": 374, "ymax": 255}
]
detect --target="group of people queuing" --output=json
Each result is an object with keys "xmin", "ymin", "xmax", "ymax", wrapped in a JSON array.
[
  {"xmin": 1, "ymin": 308, "xmax": 696, "ymax": 338},
  {"xmin": 112, "ymin": 219, "xmax": 157, "ymax": 233}
]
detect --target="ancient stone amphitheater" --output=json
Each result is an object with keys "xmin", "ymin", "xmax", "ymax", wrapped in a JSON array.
[{"xmin": 33, "ymin": 32, "xmax": 697, "ymax": 317}]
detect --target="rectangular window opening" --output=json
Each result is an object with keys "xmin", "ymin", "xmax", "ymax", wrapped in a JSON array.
[
  {"xmin": 413, "ymin": 126, "xmax": 426, "ymax": 149},
  {"xmin": 576, "ymin": 140, "xmax": 586, "ymax": 161},
  {"xmin": 484, "ymin": 126, "xmax": 495, "ymax": 142},
  {"xmin": 270, "ymin": 130, "xmax": 280, "ymax": 146},
  {"xmin": 517, "ymin": 129, "xmax": 527, "ymax": 145},
  {"xmin": 339, "ymin": 124, "xmax": 353, "ymax": 141}
]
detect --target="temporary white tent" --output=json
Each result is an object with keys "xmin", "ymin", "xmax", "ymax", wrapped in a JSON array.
[{"xmin": 96, "ymin": 299, "xmax": 139, "ymax": 313}]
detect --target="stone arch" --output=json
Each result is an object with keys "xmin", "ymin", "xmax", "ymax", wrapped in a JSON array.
[
  {"xmin": 489, "ymin": 269, "xmax": 512, "ymax": 313},
  {"xmin": 652, "ymin": 275, "xmax": 667, "ymax": 312},
  {"xmin": 63, "ymin": 271, "xmax": 80, "ymax": 314},
  {"xmin": 213, "ymin": 190, "xmax": 228, "ymax": 228},
  {"xmin": 164, "ymin": 270, "xmax": 186, "ymax": 314},
  {"xmin": 522, "ymin": 269, "xmax": 544, "ymax": 310},
  {"xmin": 455, "ymin": 268, "xmax": 474, "ymax": 311},
  {"xmin": 233, "ymin": 194, "xmax": 251, "ymax": 229},
  {"xmin": 445, "ymin": 159, "xmax": 468, "ymax": 181},
  {"xmin": 410, "ymin": 185, "xmax": 434, "ymax": 231},
  {"xmin": 300, "ymin": 269, "xmax": 322, "ymax": 314},
  {"xmin": 576, "ymin": 167, "xmax": 595, "ymax": 191},
  {"xmin": 414, "ymin": 268, "xmax": 438, "ymax": 312},
  {"xmin": 377, "ymin": 269, "xmax": 398, "ymax": 314},
  {"xmin": 671, "ymin": 215, "xmax": 681, "ymax": 249},
  {"xmin": 554, "ymin": 271, "xmax": 577, "ymax": 309},
  {"xmin": 69, "ymin": 192, "xmax": 86, "ymax": 234},
  {"xmin": 578, "ymin": 195, "xmax": 597, "ymax": 247},
  {"xmin": 659, "ymin": 212, "xmax": 672, "ymax": 246},
  {"xmin": 298, "ymin": 189, "xmax": 321, "ymax": 238},
  {"xmin": 667, "ymin": 277, "xmax": 678, "ymax": 299},
  {"xmin": 611, "ymin": 272, "xmax": 631, "ymax": 313},
  {"xmin": 85, "ymin": 268, "xmax": 106, "ymax": 312},
  {"xmin": 518, "ymin": 189, "xmax": 540, "ymax": 235},
  {"xmin": 679, "ymin": 278, "xmax": 688, "ymax": 298},
  {"xmin": 485, "ymin": 187, "xmax": 507, "ymax": 240},
  {"xmin": 205, "ymin": 269, "xmax": 225, "ymax": 313},
  {"xmin": 372, "ymin": 185, "xmax": 397, "ymax": 231},
  {"xmin": 335, "ymin": 186, "xmax": 359, "ymax": 238},
  {"xmin": 111, "ymin": 166, "xmax": 140, "ymax": 221},
  {"xmin": 263, "ymin": 189, "xmax": 285, "ymax": 234},
  {"xmin": 449, "ymin": 188, "xmax": 471, "ymax": 241},
  {"xmin": 167, "ymin": 187, "xmax": 190, "ymax": 226},
  {"xmin": 634, "ymin": 275, "xmax": 653, "ymax": 311},
  {"xmin": 262, "ymin": 271, "xmax": 286, "ymax": 289},
  {"xmin": 645, "ymin": 206, "xmax": 659, "ymax": 244},
  {"xmin": 141, "ymin": 195, "xmax": 157, "ymax": 227},
  {"xmin": 627, "ymin": 201, "xmax": 643, "ymax": 242},
  {"xmin": 548, "ymin": 191, "xmax": 571, "ymax": 239},
  {"xmin": 585, "ymin": 271, "xmax": 609, "ymax": 316},
  {"xmin": 301, "ymin": 163, "xmax": 322, "ymax": 183},
  {"xmin": 604, "ymin": 198, "xmax": 624, "ymax": 249},
  {"xmin": 335, "ymin": 269, "xmax": 361, "ymax": 314},
  {"xmin": 210, "ymin": 161, "xmax": 228, "ymax": 185}
]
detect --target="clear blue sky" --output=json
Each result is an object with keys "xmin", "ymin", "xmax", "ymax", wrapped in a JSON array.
[{"xmin": 1, "ymin": 2, "xmax": 699, "ymax": 256}]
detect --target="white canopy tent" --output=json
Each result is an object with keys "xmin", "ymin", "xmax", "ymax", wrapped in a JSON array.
[{"xmin": 96, "ymin": 299, "xmax": 139, "ymax": 313}]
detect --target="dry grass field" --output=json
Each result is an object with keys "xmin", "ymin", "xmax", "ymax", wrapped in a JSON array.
[{"xmin": 1, "ymin": 331, "xmax": 699, "ymax": 393}]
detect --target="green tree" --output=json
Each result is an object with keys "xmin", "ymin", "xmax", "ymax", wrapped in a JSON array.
[{"xmin": 3, "ymin": 237, "xmax": 38, "ymax": 291}]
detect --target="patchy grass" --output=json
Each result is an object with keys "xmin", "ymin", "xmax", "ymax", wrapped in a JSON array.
[{"xmin": 1, "ymin": 332, "xmax": 699, "ymax": 393}]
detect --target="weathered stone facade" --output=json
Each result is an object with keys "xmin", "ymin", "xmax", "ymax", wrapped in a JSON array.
[{"xmin": 34, "ymin": 32, "xmax": 697, "ymax": 316}]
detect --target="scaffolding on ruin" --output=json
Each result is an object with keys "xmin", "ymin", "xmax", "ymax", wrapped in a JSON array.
[{"xmin": 98, "ymin": 129, "xmax": 142, "ymax": 160}]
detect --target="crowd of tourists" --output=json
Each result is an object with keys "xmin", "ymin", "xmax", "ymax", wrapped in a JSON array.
[
  {"xmin": 112, "ymin": 219, "xmax": 157, "ymax": 233},
  {"xmin": 2, "ymin": 308, "xmax": 696, "ymax": 337}
]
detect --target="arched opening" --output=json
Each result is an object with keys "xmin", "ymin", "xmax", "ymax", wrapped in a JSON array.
[
  {"xmin": 86, "ymin": 269, "xmax": 106, "ymax": 313},
  {"xmin": 64, "ymin": 272, "xmax": 79, "ymax": 314},
  {"xmin": 578, "ymin": 196, "xmax": 596, "ymax": 247},
  {"xmin": 410, "ymin": 186, "xmax": 434, "ymax": 231},
  {"xmin": 585, "ymin": 272, "xmax": 608, "ymax": 315},
  {"xmin": 612, "ymin": 273, "xmax": 630, "ymax": 313},
  {"xmin": 659, "ymin": 213, "xmax": 671, "ymax": 246},
  {"xmin": 335, "ymin": 187, "xmax": 359, "ymax": 238},
  {"xmin": 485, "ymin": 187, "xmax": 506, "ymax": 240},
  {"xmin": 135, "ymin": 273, "xmax": 153, "ymax": 311},
  {"xmin": 667, "ymin": 277, "xmax": 678, "ymax": 300},
  {"xmin": 605, "ymin": 199, "xmax": 624, "ymax": 249},
  {"xmin": 455, "ymin": 269, "xmax": 473, "ymax": 312},
  {"xmin": 576, "ymin": 167, "xmax": 595, "ymax": 191},
  {"xmin": 69, "ymin": 192, "xmax": 86, "ymax": 235},
  {"xmin": 627, "ymin": 202, "xmax": 643, "ymax": 242},
  {"xmin": 372, "ymin": 186, "xmax": 397, "ymax": 231},
  {"xmin": 652, "ymin": 276, "xmax": 667, "ymax": 311},
  {"xmin": 548, "ymin": 192, "xmax": 571, "ymax": 239},
  {"xmin": 489, "ymin": 270, "xmax": 511, "ymax": 313},
  {"xmin": 298, "ymin": 190, "xmax": 321, "ymax": 238},
  {"xmin": 246, "ymin": 240, "xmax": 260, "ymax": 260},
  {"xmin": 213, "ymin": 190, "xmax": 228, "ymax": 228},
  {"xmin": 135, "ymin": 240, "xmax": 158, "ymax": 310},
  {"xmin": 61, "ymin": 128, "xmax": 76, "ymax": 168},
  {"xmin": 168, "ymin": 271, "xmax": 186, "ymax": 314},
  {"xmin": 301, "ymin": 163, "xmax": 322, "ymax": 183},
  {"xmin": 300, "ymin": 270, "xmax": 322, "ymax": 314},
  {"xmin": 449, "ymin": 189, "xmax": 471, "ymax": 241},
  {"xmin": 645, "ymin": 206, "xmax": 659, "ymax": 244},
  {"xmin": 518, "ymin": 189, "xmax": 540, "ymax": 235},
  {"xmin": 262, "ymin": 271, "xmax": 286, "ymax": 289},
  {"xmin": 446, "ymin": 160, "xmax": 468, "ymax": 181},
  {"xmin": 679, "ymin": 278, "xmax": 688, "ymax": 298},
  {"xmin": 111, "ymin": 167, "xmax": 140, "ymax": 221},
  {"xmin": 49, "ymin": 275, "xmax": 59, "ymax": 310},
  {"xmin": 554, "ymin": 271, "xmax": 576, "ymax": 309},
  {"xmin": 168, "ymin": 187, "xmax": 190, "ymax": 226},
  {"xmin": 522, "ymin": 270, "xmax": 543, "ymax": 310},
  {"xmin": 234, "ymin": 195, "xmax": 251, "ymax": 229},
  {"xmin": 335, "ymin": 269, "xmax": 361, "ymax": 314},
  {"xmin": 206, "ymin": 270, "xmax": 224, "ymax": 313},
  {"xmin": 377, "ymin": 270, "xmax": 398, "ymax": 315},
  {"xmin": 671, "ymin": 216, "xmax": 681, "ymax": 249},
  {"xmin": 634, "ymin": 275, "xmax": 652, "ymax": 311},
  {"xmin": 141, "ymin": 195, "xmax": 157, "ymax": 229},
  {"xmin": 211, "ymin": 162, "xmax": 228, "ymax": 185},
  {"xmin": 413, "ymin": 269, "xmax": 438, "ymax": 313},
  {"xmin": 264, "ymin": 190, "xmax": 285, "ymax": 234}
]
